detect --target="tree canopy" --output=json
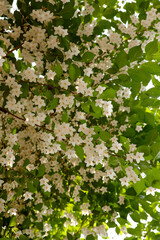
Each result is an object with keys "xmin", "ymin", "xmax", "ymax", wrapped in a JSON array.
[{"xmin": 0, "ymin": 0, "xmax": 160, "ymax": 239}]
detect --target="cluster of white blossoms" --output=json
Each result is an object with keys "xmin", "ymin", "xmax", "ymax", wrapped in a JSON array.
[
  {"xmin": 30, "ymin": 9, "xmax": 54, "ymax": 23},
  {"xmin": 0, "ymin": 0, "xmax": 159, "ymax": 239}
]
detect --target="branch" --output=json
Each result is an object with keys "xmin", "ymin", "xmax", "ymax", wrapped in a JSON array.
[
  {"xmin": 5, "ymin": 42, "xmax": 24, "ymax": 57},
  {"xmin": 17, "ymin": 80, "xmax": 57, "ymax": 89},
  {"xmin": 0, "ymin": 107, "xmax": 25, "ymax": 121},
  {"xmin": 0, "ymin": 107, "xmax": 54, "ymax": 133},
  {"xmin": 108, "ymin": 150, "xmax": 125, "ymax": 160}
]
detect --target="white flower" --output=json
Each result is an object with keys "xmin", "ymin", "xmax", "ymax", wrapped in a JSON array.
[
  {"xmin": 59, "ymin": 79, "xmax": 71, "ymax": 89},
  {"xmin": 136, "ymin": 125, "xmax": 143, "ymax": 132},
  {"xmin": 84, "ymin": 67, "xmax": 93, "ymax": 76},
  {"xmin": 8, "ymin": 208, "xmax": 17, "ymax": 216},
  {"xmin": 96, "ymin": 86, "xmax": 106, "ymax": 94},
  {"xmin": 26, "ymin": 164, "xmax": 36, "ymax": 171},
  {"xmin": 46, "ymin": 70, "xmax": 56, "ymax": 80},
  {"xmin": 129, "ymin": 144, "xmax": 136, "ymax": 152},
  {"xmin": 135, "ymin": 152, "xmax": 144, "ymax": 163},
  {"xmin": 110, "ymin": 141, "xmax": 122, "ymax": 153},
  {"xmin": 44, "ymin": 223, "xmax": 52, "ymax": 232},
  {"xmin": 54, "ymin": 26, "xmax": 68, "ymax": 37},
  {"xmin": 43, "ymin": 183, "xmax": 52, "ymax": 192},
  {"xmin": 102, "ymin": 205, "xmax": 111, "ymax": 212},
  {"xmin": 40, "ymin": 177, "xmax": 49, "ymax": 186},
  {"xmin": 119, "ymin": 176, "xmax": 130, "ymax": 187},
  {"xmin": 23, "ymin": 192, "xmax": 33, "ymax": 201},
  {"xmin": 146, "ymin": 187, "xmax": 156, "ymax": 196}
]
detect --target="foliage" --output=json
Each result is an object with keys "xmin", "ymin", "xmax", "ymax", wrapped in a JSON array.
[{"xmin": 0, "ymin": 0, "xmax": 160, "ymax": 239}]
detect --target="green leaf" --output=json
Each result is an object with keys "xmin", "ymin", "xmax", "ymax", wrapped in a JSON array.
[
  {"xmin": 81, "ymin": 102, "xmax": 90, "ymax": 113},
  {"xmin": 75, "ymin": 145, "xmax": 84, "ymax": 160},
  {"xmin": 37, "ymin": 164, "xmax": 45, "ymax": 177},
  {"xmin": 14, "ymin": 10, "xmax": 22, "ymax": 26},
  {"xmin": 152, "ymin": 75, "xmax": 160, "ymax": 87},
  {"xmin": 81, "ymin": 51, "xmax": 95, "ymax": 63},
  {"xmin": 109, "ymin": 157, "xmax": 119, "ymax": 167},
  {"xmin": 103, "ymin": 8, "xmax": 117, "ymax": 19},
  {"xmin": 146, "ymin": 87, "xmax": 160, "ymax": 98},
  {"xmin": 153, "ymin": 42, "xmax": 160, "ymax": 61},
  {"xmin": 67, "ymin": 233, "xmax": 73, "ymax": 240},
  {"xmin": 95, "ymin": 20, "xmax": 111, "ymax": 33},
  {"xmin": 3, "ymin": 61, "xmax": 10, "ymax": 74},
  {"xmin": 9, "ymin": 216, "xmax": 17, "ymax": 227},
  {"xmin": 16, "ymin": 187, "xmax": 23, "ymax": 197},
  {"xmin": 90, "ymin": 101, "xmax": 102, "ymax": 118},
  {"xmin": 124, "ymin": 127, "xmax": 135, "ymax": 138},
  {"xmin": 59, "ymin": 2, "xmax": 75, "ymax": 19},
  {"xmin": 106, "ymin": 0, "xmax": 117, "ymax": 6},
  {"xmin": 128, "ymin": 224, "xmax": 141, "ymax": 236},
  {"xmin": 69, "ymin": 64, "xmax": 76, "ymax": 81},
  {"xmin": 151, "ymin": 142, "xmax": 160, "ymax": 157},
  {"xmin": 130, "ymin": 200, "xmax": 138, "ymax": 210},
  {"xmin": 34, "ymin": 203, "xmax": 43, "ymax": 211},
  {"xmin": 131, "ymin": 80, "xmax": 141, "ymax": 98},
  {"xmin": 44, "ymin": 90, "xmax": 53, "ymax": 100},
  {"xmin": 69, "ymin": 64, "xmax": 78, "ymax": 81},
  {"xmin": 20, "ymin": 82, "xmax": 29, "ymax": 98},
  {"xmin": 100, "ymin": 131, "xmax": 110, "ymax": 142},
  {"xmin": 62, "ymin": 111, "xmax": 68, "ymax": 123},
  {"xmin": 86, "ymin": 234, "xmax": 95, "ymax": 240},
  {"xmin": 145, "ymin": 168, "xmax": 160, "ymax": 186},
  {"xmin": 36, "ymin": 222, "xmax": 43, "ymax": 230},
  {"xmin": 0, "ymin": 238, "xmax": 12, "ymax": 240},
  {"xmin": 116, "ymin": 50, "xmax": 128, "ymax": 68},
  {"xmin": 7, "ymin": 118, "xmax": 13, "ymax": 124},
  {"xmin": 139, "ymin": 199, "xmax": 157, "ymax": 219},
  {"xmin": 99, "ymin": 88, "xmax": 116, "ymax": 99},
  {"xmin": 154, "ymin": 151, "xmax": 160, "ymax": 162},
  {"xmin": 140, "ymin": 211, "xmax": 148, "ymax": 220},
  {"xmin": 126, "ymin": 187, "xmax": 136, "ymax": 196},
  {"xmin": 47, "ymin": 98, "xmax": 59, "ymax": 110},
  {"xmin": 55, "ymin": 64, "xmax": 63, "ymax": 78},
  {"xmin": 95, "ymin": 163, "xmax": 103, "ymax": 170},
  {"xmin": 137, "ymin": 145, "xmax": 150, "ymax": 156},
  {"xmin": 44, "ymin": 115, "xmax": 50, "ymax": 124},
  {"xmin": 129, "ymin": 68, "xmax": 150, "ymax": 86},
  {"xmin": 58, "ymin": 142, "xmax": 66, "ymax": 151},
  {"xmin": 145, "ymin": 40, "xmax": 158, "ymax": 59},
  {"xmin": 23, "ymin": 158, "xmax": 30, "ymax": 168},
  {"xmin": 141, "ymin": 62, "xmax": 160, "ymax": 75},
  {"xmin": 134, "ymin": 179, "xmax": 146, "ymax": 195},
  {"xmin": 12, "ymin": 127, "xmax": 17, "ymax": 134},
  {"xmin": 117, "ymin": 217, "xmax": 128, "ymax": 225},
  {"xmin": 19, "ymin": 235, "xmax": 29, "ymax": 240},
  {"xmin": 128, "ymin": 45, "xmax": 143, "ymax": 62},
  {"xmin": 144, "ymin": 112, "xmax": 155, "ymax": 127},
  {"xmin": 15, "ymin": 60, "xmax": 22, "ymax": 71},
  {"xmin": 27, "ymin": 182, "xmax": 37, "ymax": 193}
]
